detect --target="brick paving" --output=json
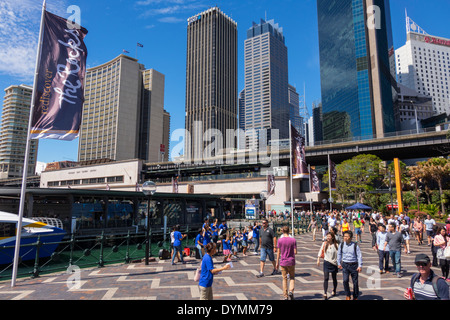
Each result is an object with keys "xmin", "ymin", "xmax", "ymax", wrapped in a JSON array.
[{"xmin": 0, "ymin": 228, "xmax": 446, "ymax": 301}]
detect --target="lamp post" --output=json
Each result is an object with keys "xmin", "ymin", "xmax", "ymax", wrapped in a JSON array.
[
  {"xmin": 142, "ymin": 181, "xmax": 156, "ymax": 265},
  {"xmin": 260, "ymin": 190, "xmax": 268, "ymax": 220}
]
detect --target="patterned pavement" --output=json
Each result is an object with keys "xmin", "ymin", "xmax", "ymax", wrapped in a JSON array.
[{"xmin": 0, "ymin": 228, "xmax": 445, "ymax": 301}]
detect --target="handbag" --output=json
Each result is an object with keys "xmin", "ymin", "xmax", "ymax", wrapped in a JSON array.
[
  {"xmin": 444, "ymin": 246, "xmax": 450, "ymax": 260},
  {"xmin": 194, "ymin": 268, "xmax": 201, "ymax": 282}
]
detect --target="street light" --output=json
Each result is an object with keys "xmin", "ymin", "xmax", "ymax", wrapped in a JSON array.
[
  {"xmin": 142, "ymin": 181, "xmax": 157, "ymax": 265},
  {"xmin": 260, "ymin": 190, "xmax": 268, "ymax": 220}
]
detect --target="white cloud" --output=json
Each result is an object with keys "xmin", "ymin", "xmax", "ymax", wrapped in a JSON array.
[
  {"xmin": 136, "ymin": 0, "xmax": 206, "ymax": 21},
  {"xmin": 0, "ymin": 0, "xmax": 67, "ymax": 81}
]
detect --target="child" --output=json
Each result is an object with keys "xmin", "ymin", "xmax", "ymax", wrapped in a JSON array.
[
  {"xmin": 242, "ymin": 228, "xmax": 249, "ymax": 256},
  {"xmin": 222, "ymin": 234, "xmax": 232, "ymax": 262},
  {"xmin": 232, "ymin": 231, "xmax": 239, "ymax": 259}
]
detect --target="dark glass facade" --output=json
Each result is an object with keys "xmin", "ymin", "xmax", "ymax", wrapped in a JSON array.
[{"xmin": 317, "ymin": 0, "xmax": 396, "ymax": 141}]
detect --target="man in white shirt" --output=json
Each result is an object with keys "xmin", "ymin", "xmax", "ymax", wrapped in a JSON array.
[{"xmin": 424, "ymin": 215, "xmax": 436, "ymax": 246}]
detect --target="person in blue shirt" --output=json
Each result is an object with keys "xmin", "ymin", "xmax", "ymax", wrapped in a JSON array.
[
  {"xmin": 171, "ymin": 225, "xmax": 186, "ymax": 265},
  {"xmin": 203, "ymin": 225, "xmax": 212, "ymax": 247},
  {"xmin": 252, "ymin": 222, "xmax": 261, "ymax": 254},
  {"xmin": 242, "ymin": 228, "xmax": 249, "ymax": 256},
  {"xmin": 337, "ymin": 230, "xmax": 363, "ymax": 300},
  {"xmin": 199, "ymin": 243, "xmax": 231, "ymax": 300},
  {"xmin": 195, "ymin": 228, "xmax": 204, "ymax": 259},
  {"xmin": 222, "ymin": 234, "xmax": 232, "ymax": 262}
]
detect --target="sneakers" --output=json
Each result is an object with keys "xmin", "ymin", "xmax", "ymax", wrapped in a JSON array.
[
  {"xmin": 288, "ymin": 292, "xmax": 294, "ymax": 300},
  {"xmin": 271, "ymin": 269, "xmax": 279, "ymax": 276},
  {"xmin": 256, "ymin": 272, "xmax": 264, "ymax": 278}
]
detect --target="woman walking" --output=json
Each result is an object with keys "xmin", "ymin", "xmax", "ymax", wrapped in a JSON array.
[
  {"xmin": 317, "ymin": 232, "xmax": 339, "ymax": 300},
  {"xmin": 413, "ymin": 216, "xmax": 424, "ymax": 245},
  {"xmin": 308, "ymin": 217, "xmax": 317, "ymax": 242},
  {"xmin": 199, "ymin": 243, "xmax": 231, "ymax": 300},
  {"xmin": 400, "ymin": 219, "xmax": 411, "ymax": 254},
  {"xmin": 433, "ymin": 226, "xmax": 449, "ymax": 280}
]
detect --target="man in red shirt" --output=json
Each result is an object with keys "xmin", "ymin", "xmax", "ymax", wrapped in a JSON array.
[{"xmin": 276, "ymin": 226, "xmax": 297, "ymax": 300}]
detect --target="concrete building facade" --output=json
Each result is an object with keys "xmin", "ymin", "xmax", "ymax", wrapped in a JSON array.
[{"xmin": 0, "ymin": 84, "xmax": 38, "ymax": 179}]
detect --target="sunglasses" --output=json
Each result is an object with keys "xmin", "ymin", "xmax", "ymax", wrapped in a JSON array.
[{"xmin": 415, "ymin": 262, "xmax": 429, "ymax": 267}]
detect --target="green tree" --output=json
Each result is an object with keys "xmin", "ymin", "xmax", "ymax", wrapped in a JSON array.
[
  {"xmin": 323, "ymin": 154, "xmax": 382, "ymax": 204},
  {"xmin": 420, "ymin": 158, "xmax": 450, "ymax": 217}
]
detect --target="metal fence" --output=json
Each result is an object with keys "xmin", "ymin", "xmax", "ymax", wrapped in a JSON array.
[{"xmin": 0, "ymin": 226, "xmax": 199, "ymax": 281}]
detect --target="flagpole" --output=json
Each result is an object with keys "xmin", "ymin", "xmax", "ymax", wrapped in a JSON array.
[
  {"xmin": 289, "ymin": 121, "xmax": 294, "ymax": 236},
  {"xmin": 328, "ymin": 154, "xmax": 332, "ymax": 212},
  {"xmin": 11, "ymin": 0, "xmax": 46, "ymax": 288}
]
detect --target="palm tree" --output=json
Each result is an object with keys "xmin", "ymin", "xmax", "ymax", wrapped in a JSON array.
[{"xmin": 421, "ymin": 158, "xmax": 450, "ymax": 217}]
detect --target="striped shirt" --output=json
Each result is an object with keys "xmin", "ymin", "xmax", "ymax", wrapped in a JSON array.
[{"xmin": 411, "ymin": 271, "xmax": 449, "ymax": 300}]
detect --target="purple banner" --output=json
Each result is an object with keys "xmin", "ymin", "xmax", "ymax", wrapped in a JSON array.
[
  {"xmin": 30, "ymin": 10, "xmax": 88, "ymax": 140},
  {"xmin": 291, "ymin": 125, "xmax": 308, "ymax": 179}
]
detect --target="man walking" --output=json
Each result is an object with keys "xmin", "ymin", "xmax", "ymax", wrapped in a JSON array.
[
  {"xmin": 384, "ymin": 222, "xmax": 404, "ymax": 278},
  {"xmin": 256, "ymin": 219, "xmax": 278, "ymax": 278},
  {"xmin": 276, "ymin": 226, "xmax": 297, "ymax": 300},
  {"xmin": 337, "ymin": 230, "xmax": 363, "ymax": 300},
  {"xmin": 404, "ymin": 254, "xmax": 449, "ymax": 300}
]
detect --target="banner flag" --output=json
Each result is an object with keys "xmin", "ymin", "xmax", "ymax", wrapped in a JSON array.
[
  {"xmin": 310, "ymin": 166, "xmax": 321, "ymax": 193},
  {"xmin": 30, "ymin": 10, "xmax": 88, "ymax": 140},
  {"xmin": 172, "ymin": 176, "xmax": 179, "ymax": 194},
  {"xmin": 329, "ymin": 159, "xmax": 337, "ymax": 191},
  {"xmin": 267, "ymin": 174, "xmax": 276, "ymax": 196},
  {"xmin": 291, "ymin": 124, "xmax": 308, "ymax": 179}
]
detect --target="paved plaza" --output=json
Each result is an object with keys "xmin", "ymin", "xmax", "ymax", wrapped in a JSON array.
[{"xmin": 0, "ymin": 228, "xmax": 446, "ymax": 301}]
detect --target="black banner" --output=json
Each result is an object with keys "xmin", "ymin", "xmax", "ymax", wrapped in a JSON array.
[{"xmin": 31, "ymin": 10, "xmax": 88, "ymax": 140}]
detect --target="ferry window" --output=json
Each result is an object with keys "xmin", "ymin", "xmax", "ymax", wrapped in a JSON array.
[{"xmin": 0, "ymin": 223, "xmax": 16, "ymax": 238}]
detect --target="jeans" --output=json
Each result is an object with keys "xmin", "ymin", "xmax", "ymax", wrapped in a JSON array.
[
  {"xmin": 389, "ymin": 250, "xmax": 401, "ymax": 274},
  {"xmin": 378, "ymin": 250, "xmax": 389, "ymax": 271},
  {"xmin": 253, "ymin": 237, "xmax": 260, "ymax": 253},
  {"xmin": 172, "ymin": 245, "xmax": 184, "ymax": 264},
  {"xmin": 196, "ymin": 244, "xmax": 203, "ymax": 259},
  {"xmin": 342, "ymin": 262, "xmax": 359, "ymax": 299}
]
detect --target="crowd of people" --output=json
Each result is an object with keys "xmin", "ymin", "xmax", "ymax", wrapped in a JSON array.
[{"xmin": 170, "ymin": 210, "xmax": 450, "ymax": 301}]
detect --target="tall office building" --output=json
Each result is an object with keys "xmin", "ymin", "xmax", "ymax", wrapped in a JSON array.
[
  {"xmin": 0, "ymin": 84, "xmax": 38, "ymax": 179},
  {"xmin": 244, "ymin": 19, "xmax": 289, "ymax": 150},
  {"xmin": 396, "ymin": 16, "xmax": 450, "ymax": 116},
  {"xmin": 185, "ymin": 7, "xmax": 238, "ymax": 160},
  {"xmin": 288, "ymin": 84, "xmax": 303, "ymax": 136},
  {"xmin": 317, "ymin": 0, "xmax": 397, "ymax": 141},
  {"xmin": 78, "ymin": 54, "xmax": 168, "ymax": 163}
]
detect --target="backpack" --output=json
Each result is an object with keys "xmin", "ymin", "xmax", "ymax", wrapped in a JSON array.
[
  {"xmin": 411, "ymin": 273, "xmax": 447, "ymax": 300},
  {"xmin": 339, "ymin": 241, "xmax": 358, "ymax": 256}
]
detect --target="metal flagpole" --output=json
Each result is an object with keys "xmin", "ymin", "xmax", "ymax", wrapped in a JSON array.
[
  {"xmin": 289, "ymin": 120, "xmax": 294, "ymax": 236},
  {"xmin": 328, "ymin": 154, "xmax": 332, "ymax": 212},
  {"xmin": 11, "ymin": 0, "xmax": 46, "ymax": 288}
]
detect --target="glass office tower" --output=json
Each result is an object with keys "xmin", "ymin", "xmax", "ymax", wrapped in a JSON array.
[
  {"xmin": 317, "ymin": 0, "xmax": 397, "ymax": 141},
  {"xmin": 244, "ymin": 19, "xmax": 289, "ymax": 150}
]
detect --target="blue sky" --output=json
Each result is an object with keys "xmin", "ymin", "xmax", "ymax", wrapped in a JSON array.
[{"xmin": 0, "ymin": 0, "xmax": 449, "ymax": 164}]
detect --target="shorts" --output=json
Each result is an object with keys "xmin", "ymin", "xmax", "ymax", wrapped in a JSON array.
[
  {"xmin": 355, "ymin": 228, "xmax": 362, "ymax": 235},
  {"xmin": 242, "ymin": 241, "xmax": 248, "ymax": 247},
  {"xmin": 260, "ymin": 247, "xmax": 275, "ymax": 262},
  {"xmin": 223, "ymin": 249, "xmax": 231, "ymax": 256}
]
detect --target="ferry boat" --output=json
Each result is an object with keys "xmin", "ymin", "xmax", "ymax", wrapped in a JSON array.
[{"xmin": 0, "ymin": 211, "xmax": 66, "ymax": 265}]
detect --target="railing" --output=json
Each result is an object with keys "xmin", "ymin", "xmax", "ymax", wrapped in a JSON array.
[{"xmin": 0, "ymin": 226, "xmax": 199, "ymax": 281}]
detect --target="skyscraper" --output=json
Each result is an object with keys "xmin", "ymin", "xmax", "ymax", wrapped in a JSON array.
[
  {"xmin": 0, "ymin": 85, "xmax": 38, "ymax": 179},
  {"xmin": 244, "ymin": 19, "xmax": 289, "ymax": 150},
  {"xmin": 317, "ymin": 0, "xmax": 397, "ymax": 141},
  {"xmin": 185, "ymin": 7, "xmax": 238, "ymax": 160},
  {"xmin": 78, "ymin": 54, "xmax": 168, "ymax": 163},
  {"xmin": 396, "ymin": 15, "xmax": 450, "ymax": 116}
]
